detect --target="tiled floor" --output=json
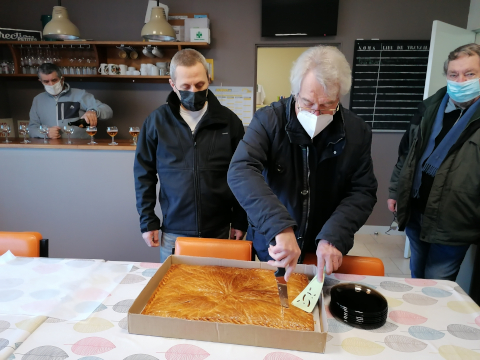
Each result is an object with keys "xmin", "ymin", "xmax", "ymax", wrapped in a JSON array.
[{"xmin": 350, "ymin": 233, "xmax": 411, "ymax": 278}]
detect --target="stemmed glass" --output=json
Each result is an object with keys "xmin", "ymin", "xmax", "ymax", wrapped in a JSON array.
[
  {"xmin": 39, "ymin": 125, "xmax": 49, "ymax": 144},
  {"xmin": 129, "ymin": 126, "xmax": 140, "ymax": 146},
  {"xmin": 86, "ymin": 126, "xmax": 97, "ymax": 145},
  {"xmin": 18, "ymin": 124, "xmax": 30, "ymax": 143},
  {"xmin": 63, "ymin": 125, "xmax": 74, "ymax": 144},
  {"xmin": 107, "ymin": 126, "xmax": 118, "ymax": 145},
  {"xmin": 0, "ymin": 124, "xmax": 11, "ymax": 143}
]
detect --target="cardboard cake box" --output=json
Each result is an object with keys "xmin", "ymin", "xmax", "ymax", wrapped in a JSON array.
[{"xmin": 128, "ymin": 255, "xmax": 328, "ymax": 353}]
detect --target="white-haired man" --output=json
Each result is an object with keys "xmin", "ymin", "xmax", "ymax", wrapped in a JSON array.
[
  {"xmin": 228, "ymin": 46, "xmax": 377, "ymax": 280},
  {"xmin": 134, "ymin": 49, "xmax": 247, "ymax": 262}
]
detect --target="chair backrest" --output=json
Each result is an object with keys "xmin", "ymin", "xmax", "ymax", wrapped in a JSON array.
[
  {"xmin": 0, "ymin": 231, "xmax": 48, "ymax": 257},
  {"xmin": 302, "ymin": 253, "xmax": 385, "ymax": 276},
  {"xmin": 175, "ymin": 237, "xmax": 252, "ymax": 261}
]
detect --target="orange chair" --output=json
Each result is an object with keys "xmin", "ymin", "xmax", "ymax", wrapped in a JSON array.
[
  {"xmin": 175, "ymin": 237, "xmax": 252, "ymax": 261},
  {"xmin": 303, "ymin": 253, "xmax": 385, "ymax": 276},
  {"xmin": 0, "ymin": 231, "xmax": 49, "ymax": 257}
]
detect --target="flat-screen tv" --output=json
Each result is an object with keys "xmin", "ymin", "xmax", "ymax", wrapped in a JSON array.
[{"xmin": 262, "ymin": 0, "xmax": 339, "ymax": 37}]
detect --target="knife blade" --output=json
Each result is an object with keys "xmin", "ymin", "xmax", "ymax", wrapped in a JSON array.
[{"xmin": 275, "ymin": 267, "xmax": 289, "ymax": 308}]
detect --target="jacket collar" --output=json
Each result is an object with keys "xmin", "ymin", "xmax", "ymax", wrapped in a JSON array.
[
  {"xmin": 45, "ymin": 82, "xmax": 71, "ymax": 99},
  {"xmin": 166, "ymin": 89, "xmax": 229, "ymax": 129},
  {"xmin": 285, "ymin": 95, "xmax": 345, "ymax": 146},
  {"xmin": 424, "ymin": 86, "xmax": 480, "ymax": 125}
]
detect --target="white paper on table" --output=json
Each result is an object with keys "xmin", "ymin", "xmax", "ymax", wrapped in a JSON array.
[
  {"xmin": 0, "ymin": 257, "xmax": 132, "ymax": 321},
  {"xmin": 0, "ymin": 250, "xmax": 16, "ymax": 264}
]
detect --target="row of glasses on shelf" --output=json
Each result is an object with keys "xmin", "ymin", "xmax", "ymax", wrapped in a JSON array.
[
  {"xmin": 18, "ymin": 45, "xmax": 97, "ymax": 75},
  {"xmin": 0, "ymin": 60, "xmax": 15, "ymax": 74},
  {"xmin": 37, "ymin": 125, "xmax": 140, "ymax": 146},
  {"xmin": 1, "ymin": 123, "xmax": 140, "ymax": 145}
]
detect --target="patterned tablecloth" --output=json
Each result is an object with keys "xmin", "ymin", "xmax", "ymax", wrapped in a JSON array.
[{"xmin": 3, "ymin": 262, "xmax": 480, "ymax": 360}]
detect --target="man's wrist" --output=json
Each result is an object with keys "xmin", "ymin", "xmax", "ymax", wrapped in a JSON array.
[{"xmin": 319, "ymin": 239, "xmax": 336, "ymax": 248}]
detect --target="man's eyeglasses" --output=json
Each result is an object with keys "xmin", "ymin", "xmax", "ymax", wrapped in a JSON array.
[
  {"xmin": 385, "ymin": 212, "xmax": 399, "ymax": 235},
  {"xmin": 296, "ymin": 95, "xmax": 339, "ymax": 115}
]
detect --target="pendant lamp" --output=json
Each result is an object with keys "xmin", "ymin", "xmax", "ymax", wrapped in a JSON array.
[
  {"xmin": 43, "ymin": 3, "xmax": 80, "ymax": 41},
  {"xmin": 141, "ymin": 6, "xmax": 176, "ymax": 42}
]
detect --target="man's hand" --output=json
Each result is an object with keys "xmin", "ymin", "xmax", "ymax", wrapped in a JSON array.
[
  {"xmin": 230, "ymin": 228, "xmax": 245, "ymax": 240},
  {"xmin": 81, "ymin": 110, "xmax": 98, "ymax": 126},
  {"xmin": 142, "ymin": 230, "xmax": 160, "ymax": 247},
  {"xmin": 387, "ymin": 199, "xmax": 397, "ymax": 213},
  {"xmin": 267, "ymin": 227, "xmax": 301, "ymax": 281},
  {"xmin": 48, "ymin": 126, "xmax": 61, "ymax": 139},
  {"xmin": 317, "ymin": 239, "xmax": 343, "ymax": 276}
]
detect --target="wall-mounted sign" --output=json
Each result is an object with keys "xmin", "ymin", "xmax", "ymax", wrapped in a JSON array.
[
  {"xmin": 350, "ymin": 40, "xmax": 430, "ymax": 132},
  {"xmin": 0, "ymin": 28, "xmax": 42, "ymax": 41}
]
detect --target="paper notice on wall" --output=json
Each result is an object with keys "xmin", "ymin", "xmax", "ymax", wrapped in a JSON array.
[{"xmin": 209, "ymin": 86, "xmax": 254, "ymax": 126}]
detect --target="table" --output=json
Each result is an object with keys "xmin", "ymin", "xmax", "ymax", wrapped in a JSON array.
[{"xmin": 4, "ymin": 263, "xmax": 480, "ymax": 360}]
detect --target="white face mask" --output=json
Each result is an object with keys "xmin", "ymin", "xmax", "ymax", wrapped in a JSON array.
[
  {"xmin": 297, "ymin": 111, "xmax": 334, "ymax": 139},
  {"xmin": 44, "ymin": 80, "xmax": 63, "ymax": 96}
]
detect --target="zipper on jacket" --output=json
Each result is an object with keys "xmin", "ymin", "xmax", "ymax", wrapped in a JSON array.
[
  {"xmin": 192, "ymin": 135, "xmax": 202, "ymax": 237},
  {"xmin": 298, "ymin": 145, "xmax": 311, "ymax": 260},
  {"xmin": 408, "ymin": 138, "xmax": 418, "ymax": 167},
  {"xmin": 55, "ymin": 98, "xmax": 59, "ymax": 127}
]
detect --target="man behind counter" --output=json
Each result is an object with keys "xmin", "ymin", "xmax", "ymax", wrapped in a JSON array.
[{"xmin": 28, "ymin": 63, "xmax": 113, "ymax": 139}]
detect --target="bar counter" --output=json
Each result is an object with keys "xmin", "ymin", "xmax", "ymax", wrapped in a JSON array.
[
  {"xmin": 0, "ymin": 137, "xmax": 136, "ymax": 150},
  {"xmin": 0, "ymin": 138, "xmax": 160, "ymax": 262}
]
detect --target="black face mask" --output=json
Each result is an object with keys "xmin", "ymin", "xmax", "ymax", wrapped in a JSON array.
[{"xmin": 177, "ymin": 88, "xmax": 208, "ymax": 111}]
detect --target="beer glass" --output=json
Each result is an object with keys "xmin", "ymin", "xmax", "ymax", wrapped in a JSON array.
[
  {"xmin": 107, "ymin": 126, "xmax": 118, "ymax": 145},
  {"xmin": 129, "ymin": 126, "xmax": 140, "ymax": 146},
  {"xmin": 86, "ymin": 126, "xmax": 97, "ymax": 145},
  {"xmin": 18, "ymin": 124, "xmax": 30, "ymax": 143}
]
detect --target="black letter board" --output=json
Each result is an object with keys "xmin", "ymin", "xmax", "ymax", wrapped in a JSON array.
[{"xmin": 349, "ymin": 40, "xmax": 430, "ymax": 132}]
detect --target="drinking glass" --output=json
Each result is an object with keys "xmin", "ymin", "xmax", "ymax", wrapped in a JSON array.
[
  {"xmin": 0, "ymin": 124, "xmax": 11, "ymax": 143},
  {"xmin": 63, "ymin": 125, "xmax": 74, "ymax": 144},
  {"xmin": 86, "ymin": 126, "xmax": 97, "ymax": 145},
  {"xmin": 18, "ymin": 124, "xmax": 30, "ymax": 143},
  {"xmin": 129, "ymin": 126, "xmax": 140, "ymax": 146},
  {"xmin": 39, "ymin": 125, "xmax": 49, "ymax": 144},
  {"xmin": 107, "ymin": 126, "xmax": 118, "ymax": 145}
]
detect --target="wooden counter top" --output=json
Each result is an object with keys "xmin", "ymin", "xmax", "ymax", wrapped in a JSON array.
[{"xmin": 0, "ymin": 138, "xmax": 137, "ymax": 150}]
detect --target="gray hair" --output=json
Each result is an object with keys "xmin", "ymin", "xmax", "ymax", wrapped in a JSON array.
[
  {"xmin": 290, "ymin": 46, "xmax": 352, "ymax": 98},
  {"xmin": 38, "ymin": 63, "xmax": 63, "ymax": 79},
  {"xmin": 170, "ymin": 48, "xmax": 209, "ymax": 82},
  {"xmin": 443, "ymin": 43, "xmax": 480, "ymax": 75}
]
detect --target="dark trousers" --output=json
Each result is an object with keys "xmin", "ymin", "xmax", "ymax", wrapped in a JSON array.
[{"xmin": 405, "ymin": 209, "xmax": 470, "ymax": 280}]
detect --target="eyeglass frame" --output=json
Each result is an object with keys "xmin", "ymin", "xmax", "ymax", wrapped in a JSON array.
[
  {"xmin": 385, "ymin": 211, "xmax": 399, "ymax": 235},
  {"xmin": 295, "ymin": 94, "xmax": 340, "ymax": 115}
]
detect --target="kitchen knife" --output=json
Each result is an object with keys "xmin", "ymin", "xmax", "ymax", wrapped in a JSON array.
[
  {"xmin": 270, "ymin": 239, "xmax": 289, "ymax": 308},
  {"xmin": 275, "ymin": 267, "xmax": 289, "ymax": 308}
]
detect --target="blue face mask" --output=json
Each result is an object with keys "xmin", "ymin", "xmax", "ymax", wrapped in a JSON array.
[{"xmin": 447, "ymin": 78, "xmax": 480, "ymax": 103}]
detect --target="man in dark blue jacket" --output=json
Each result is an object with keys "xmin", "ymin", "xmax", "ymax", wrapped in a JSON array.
[
  {"xmin": 134, "ymin": 49, "xmax": 247, "ymax": 261},
  {"xmin": 228, "ymin": 46, "xmax": 377, "ymax": 280}
]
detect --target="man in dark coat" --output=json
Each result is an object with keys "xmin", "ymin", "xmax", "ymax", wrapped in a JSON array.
[
  {"xmin": 388, "ymin": 43, "xmax": 480, "ymax": 280},
  {"xmin": 228, "ymin": 46, "xmax": 377, "ymax": 280},
  {"xmin": 134, "ymin": 49, "xmax": 247, "ymax": 261}
]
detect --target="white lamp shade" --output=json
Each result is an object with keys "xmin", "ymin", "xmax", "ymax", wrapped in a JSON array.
[
  {"xmin": 43, "ymin": 6, "xmax": 80, "ymax": 40},
  {"xmin": 141, "ymin": 7, "xmax": 176, "ymax": 42}
]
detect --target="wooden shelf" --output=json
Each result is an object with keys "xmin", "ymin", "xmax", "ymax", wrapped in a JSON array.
[
  {"xmin": 0, "ymin": 40, "xmax": 210, "ymax": 83},
  {"xmin": 0, "ymin": 138, "xmax": 136, "ymax": 150},
  {"xmin": 0, "ymin": 40, "xmax": 209, "ymax": 48},
  {"xmin": 0, "ymin": 73, "xmax": 172, "ymax": 83}
]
